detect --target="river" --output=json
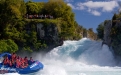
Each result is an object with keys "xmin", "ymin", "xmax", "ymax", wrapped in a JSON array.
[{"xmin": 2, "ymin": 38, "xmax": 121, "ymax": 75}]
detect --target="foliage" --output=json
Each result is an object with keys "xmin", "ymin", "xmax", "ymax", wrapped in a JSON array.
[
  {"xmin": 110, "ymin": 26, "xmax": 121, "ymax": 56},
  {"xmin": 87, "ymin": 28, "xmax": 96, "ymax": 40},
  {"xmin": 83, "ymin": 28, "xmax": 87, "ymax": 37},
  {"xmin": 96, "ymin": 22, "xmax": 104, "ymax": 40},
  {"xmin": 26, "ymin": 1, "xmax": 39, "ymax": 14},
  {"xmin": 0, "ymin": 0, "xmax": 26, "ymax": 39},
  {"xmin": 0, "ymin": 39, "xmax": 18, "ymax": 53},
  {"xmin": 0, "ymin": 0, "xmax": 96, "ymax": 53},
  {"xmin": 97, "ymin": 13, "xmax": 121, "ymax": 56}
]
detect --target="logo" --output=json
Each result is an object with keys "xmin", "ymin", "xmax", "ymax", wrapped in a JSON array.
[
  {"xmin": 0, "ymin": 68, "xmax": 16, "ymax": 74},
  {"xmin": 30, "ymin": 63, "xmax": 37, "ymax": 68}
]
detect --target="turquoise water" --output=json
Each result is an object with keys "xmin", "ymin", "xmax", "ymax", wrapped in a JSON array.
[
  {"xmin": 2, "ymin": 38, "xmax": 121, "ymax": 75},
  {"xmin": 39, "ymin": 38, "xmax": 121, "ymax": 75}
]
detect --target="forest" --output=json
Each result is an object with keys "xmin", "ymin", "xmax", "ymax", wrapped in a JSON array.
[{"xmin": 0, "ymin": 0, "xmax": 96, "ymax": 53}]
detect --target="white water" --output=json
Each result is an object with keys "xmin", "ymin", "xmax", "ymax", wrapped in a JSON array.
[{"xmin": 2, "ymin": 38, "xmax": 121, "ymax": 75}]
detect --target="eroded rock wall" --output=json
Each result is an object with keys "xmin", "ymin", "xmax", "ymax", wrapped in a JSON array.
[
  {"xmin": 37, "ymin": 23, "xmax": 63, "ymax": 47},
  {"xmin": 103, "ymin": 20, "xmax": 112, "ymax": 47}
]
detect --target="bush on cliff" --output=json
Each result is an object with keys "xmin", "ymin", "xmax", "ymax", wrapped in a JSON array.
[
  {"xmin": 96, "ymin": 22, "xmax": 104, "ymax": 40},
  {"xmin": 0, "ymin": 39, "xmax": 18, "ymax": 53}
]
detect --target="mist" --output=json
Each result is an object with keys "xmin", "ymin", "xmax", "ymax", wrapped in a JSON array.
[{"xmin": 1, "ymin": 38, "xmax": 121, "ymax": 75}]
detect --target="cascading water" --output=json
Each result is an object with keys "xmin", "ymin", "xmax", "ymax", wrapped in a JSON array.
[
  {"xmin": 39, "ymin": 38, "xmax": 121, "ymax": 75},
  {"xmin": 1, "ymin": 38, "xmax": 121, "ymax": 75}
]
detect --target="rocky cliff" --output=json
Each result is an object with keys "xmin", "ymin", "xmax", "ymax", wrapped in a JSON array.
[
  {"xmin": 37, "ymin": 23, "xmax": 63, "ymax": 46},
  {"xmin": 103, "ymin": 20, "xmax": 112, "ymax": 47},
  {"xmin": 82, "ymin": 30, "xmax": 97, "ymax": 40},
  {"xmin": 103, "ymin": 19, "xmax": 121, "ymax": 56},
  {"xmin": 23, "ymin": 20, "xmax": 64, "ymax": 53},
  {"xmin": 24, "ymin": 19, "xmax": 97, "ymax": 53}
]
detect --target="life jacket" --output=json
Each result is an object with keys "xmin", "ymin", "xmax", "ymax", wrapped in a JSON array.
[
  {"xmin": 24, "ymin": 58, "xmax": 28, "ymax": 64},
  {"xmin": 6, "ymin": 58, "xmax": 9, "ymax": 64},
  {"xmin": 12, "ymin": 59, "xmax": 15, "ymax": 65},
  {"xmin": 3, "ymin": 57, "xmax": 9, "ymax": 65},
  {"xmin": 16, "ymin": 59, "xmax": 20, "ymax": 68},
  {"xmin": 24, "ymin": 62, "xmax": 28, "ymax": 68},
  {"xmin": 3, "ymin": 58, "xmax": 7, "ymax": 65},
  {"xmin": 9, "ymin": 60, "xmax": 12, "ymax": 67},
  {"xmin": 11, "ymin": 54, "xmax": 16, "ymax": 61},
  {"xmin": 20, "ymin": 59, "xmax": 25, "ymax": 68}
]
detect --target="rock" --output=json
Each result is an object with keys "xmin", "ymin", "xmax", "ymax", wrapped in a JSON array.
[
  {"xmin": 36, "ymin": 23, "xmax": 62, "ymax": 47},
  {"xmin": 103, "ymin": 18, "xmax": 121, "ymax": 56},
  {"xmin": 103, "ymin": 20, "xmax": 112, "ymax": 47},
  {"xmin": 37, "ymin": 23, "xmax": 45, "ymax": 38}
]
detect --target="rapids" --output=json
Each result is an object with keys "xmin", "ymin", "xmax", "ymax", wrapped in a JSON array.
[{"xmin": 2, "ymin": 38, "xmax": 121, "ymax": 75}]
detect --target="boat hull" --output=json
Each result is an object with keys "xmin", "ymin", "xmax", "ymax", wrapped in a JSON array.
[{"xmin": 0, "ymin": 53, "xmax": 44, "ymax": 74}]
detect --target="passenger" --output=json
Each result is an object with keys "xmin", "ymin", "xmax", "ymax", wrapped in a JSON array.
[
  {"xmin": 11, "ymin": 53, "xmax": 17, "ymax": 62},
  {"xmin": 16, "ymin": 56, "xmax": 21, "ymax": 68},
  {"xmin": 24, "ymin": 62, "xmax": 28, "ymax": 68},
  {"xmin": 17, "ymin": 56, "xmax": 20, "ymax": 59},
  {"xmin": 7, "ymin": 54, "xmax": 11, "ymax": 60},
  {"xmin": 3, "ymin": 56, "xmax": 9, "ymax": 66},
  {"xmin": 24, "ymin": 57, "xmax": 28, "ymax": 68},
  {"xmin": 20, "ymin": 58, "xmax": 25, "ymax": 68},
  {"xmin": 28, "ymin": 57, "xmax": 35, "ymax": 65},
  {"xmin": 11, "ymin": 53, "xmax": 16, "ymax": 58},
  {"xmin": 24, "ymin": 56, "xmax": 28, "ymax": 64},
  {"xmin": 12, "ymin": 56, "xmax": 16, "ymax": 68},
  {"xmin": 9, "ymin": 59, "xmax": 12, "ymax": 67},
  {"xmin": 3, "ymin": 56, "xmax": 7, "ymax": 65}
]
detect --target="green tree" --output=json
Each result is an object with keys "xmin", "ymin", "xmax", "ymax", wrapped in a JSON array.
[
  {"xmin": 44, "ymin": 0, "xmax": 75, "ymax": 21},
  {"xmin": 26, "ymin": 1, "xmax": 39, "ymax": 14},
  {"xmin": 0, "ymin": 0, "xmax": 26, "ymax": 39},
  {"xmin": 112, "ymin": 13, "xmax": 117, "ymax": 26},
  {"xmin": 43, "ymin": 0, "xmax": 76, "ymax": 39},
  {"xmin": 96, "ymin": 22, "xmax": 104, "ymax": 40},
  {"xmin": 88, "ymin": 28, "xmax": 96, "ymax": 39},
  {"xmin": 83, "ymin": 28, "xmax": 87, "ymax": 37},
  {"xmin": 37, "ymin": 2, "xmax": 45, "ymax": 14},
  {"xmin": 0, "ymin": 39, "xmax": 18, "ymax": 53}
]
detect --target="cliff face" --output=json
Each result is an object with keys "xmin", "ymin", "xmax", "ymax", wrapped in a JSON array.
[
  {"xmin": 103, "ymin": 20, "xmax": 112, "ymax": 47},
  {"xmin": 25, "ymin": 20, "xmax": 97, "ymax": 53},
  {"xmin": 111, "ymin": 19, "xmax": 121, "ymax": 56},
  {"xmin": 103, "ymin": 19, "xmax": 121, "ymax": 56},
  {"xmin": 87, "ymin": 32, "xmax": 97, "ymax": 40},
  {"xmin": 36, "ymin": 23, "xmax": 63, "ymax": 47},
  {"xmin": 82, "ymin": 31, "xmax": 97, "ymax": 40}
]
